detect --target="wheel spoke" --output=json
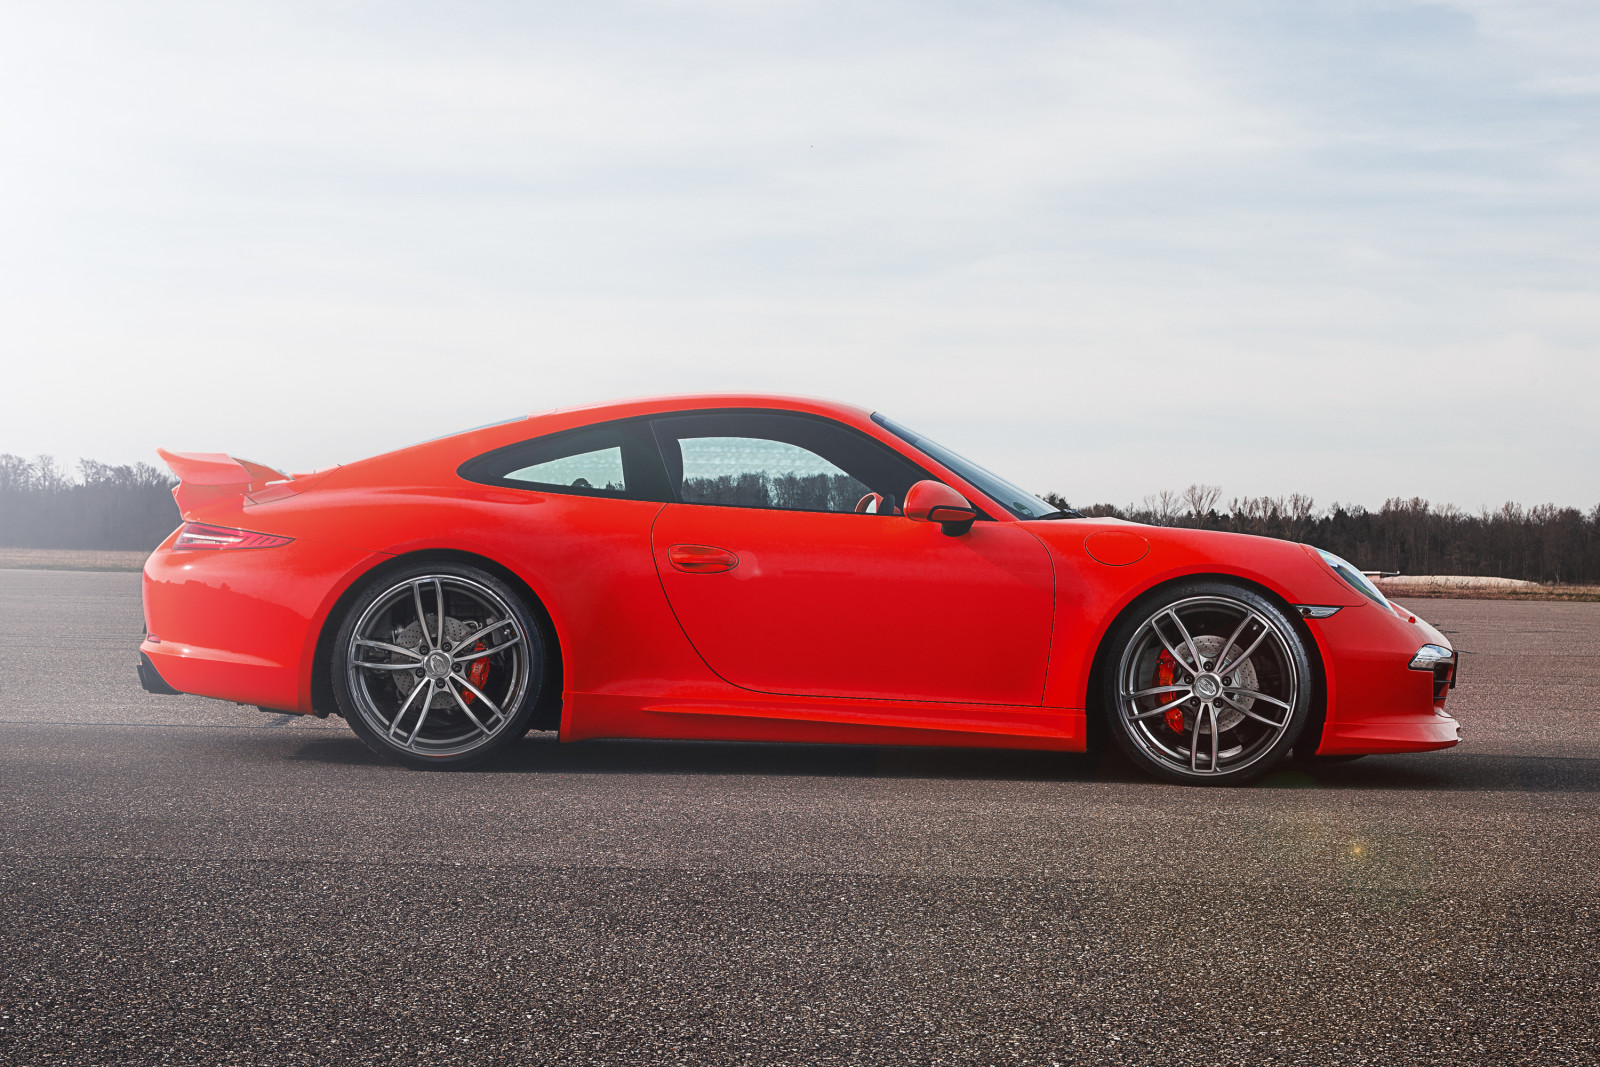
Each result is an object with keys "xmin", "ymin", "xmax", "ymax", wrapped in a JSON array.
[
  {"xmin": 1190, "ymin": 704, "xmax": 1203, "ymax": 772},
  {"xmin": 432, "ymin": 578, "xmax": 447, "ymax": 649},
  {"xmin": 1150, "ymin": 617, "xmax": 1201, "ymax": 674},
  {"xmin": 1128, "ymin": 692, "xmax": 1191, "ymax": 721},
  {"xmin": 1129, "ymin": 684, "xmax": 1191, "ymax": 699},
  {"xmin": 1217, "ymin": 623, "xmax": 1269, "ymax": 676},
  {"xmin": 1221, "ymin": 693, "xmax": 1288, "ymax": 729},
  {"xmin": 1166, "ymin": 610, "xmax": 1205, "ymax": 671},
  {"xmin": 354, "ymin": 660, "xmax": 423, "ymax": 671},
  {"xmin": 411, "ymin": 581, "xmax": 432, "ymax": 648},
  {"xmin": 1224, "ymin": 687, "xmax": 1292, "ymax": 711},
  {"xmin": 450, "ymin": 672, "xmax": 505, "ymax": 722},
  {"xmin": 443, "ymin": 676, "xmax": 497, "ymax": 736},
  {"xmin": 1189, "ymin": 702, "xmax": 1221, "ymax": 773},
  {"xmin": 387, "ymin": 677, "xmax": 428, "ymax": 740},
  {"xmin": 452, "ymin": 635, "xmax": 521, "ymax": 662},
  {"xmin": 354, "ymin": 638, "xmax": 424, "ymax": 661},
  {"xmin": 450, "ymin": 619, "xmax": 513, "ymax": 654},
  {"xmin": 1208, "ymin": 703, "xmax": 1219, "ymax": 771},
  {"xmin": 404, "ymin": 684, "xmax": 435, "ymax": 746},
  {"xmin": 1214, "ymin": 614, "xmax": 1253, "ymax": 677}
]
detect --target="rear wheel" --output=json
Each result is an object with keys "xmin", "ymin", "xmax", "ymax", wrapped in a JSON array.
[
  {"xmin": 1101, "ymin": 582, "xmax": 1310, "ymax": 785},
  {"xmin": 332, "ymin": 561, "xmax": 545, "ymax": 769}
]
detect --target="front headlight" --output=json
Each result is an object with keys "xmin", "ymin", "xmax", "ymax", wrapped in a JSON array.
[
  {"xmin": 1409, "ymin": 644, "xmax": 1454, "ymax": 670},
  {"xmin": 1315, "ymin": 548, "xmax": 1391, "ymax": 607}
]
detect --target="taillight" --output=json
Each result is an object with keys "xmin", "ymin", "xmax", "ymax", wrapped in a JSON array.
[{"xmin": 173, "ymin": 522, "xmax": 293, "ymax": 550}]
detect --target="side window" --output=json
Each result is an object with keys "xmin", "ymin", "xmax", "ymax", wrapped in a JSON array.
[
  {"xmin": 505, "ymin": 446, "xmax": 625, "ymax": 493},
  {"xmin": 678, "ymin": 437, "xmax": 867, "ymax": 510},
  {"xmin": 458, "ymin": 420, "xmax": 671, "ymax": 500},
  {"xmin": 652, "ymin": 412, "xmax": 929, "ymax": 514}
]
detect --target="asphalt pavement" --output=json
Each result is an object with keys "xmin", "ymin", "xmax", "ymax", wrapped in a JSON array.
[{"xmin": 1, "ymin": 568, "xmax": 1597, "ymax": 1065}]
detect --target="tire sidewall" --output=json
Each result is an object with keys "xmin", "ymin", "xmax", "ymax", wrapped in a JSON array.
[
  {"xmin": 1100, "ymin": 580, "xmax": 1312, "ymax": 786},
  {"xmin": 332, "ymin": 560, "xmax": 545, "ymax": 769}
]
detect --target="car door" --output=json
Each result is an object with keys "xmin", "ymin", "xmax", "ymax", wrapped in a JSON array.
[{"xmin": 649, "ymin": 411, "xmax": 1055, "ymax": 706}]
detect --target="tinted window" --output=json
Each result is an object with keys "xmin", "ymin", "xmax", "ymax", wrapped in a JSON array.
[
  {"xmin": 652, "ymin": 412, "xmax": 931, "ymax": 514},
  {"xmin": 505, "ymin": 446, "xmax": 625, "ymax": 493},
  {"xmin": 678, "ymin": 437, "xmax": 866, "ymax": 510},
  {"xmin": 458, "ymin": 419, "xmax": 671, "ymax": 500}
]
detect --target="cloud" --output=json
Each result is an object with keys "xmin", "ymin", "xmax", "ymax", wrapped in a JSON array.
[{"xmin": 0, "ymin": 1, "xmax": 1595, "ymax": 509}]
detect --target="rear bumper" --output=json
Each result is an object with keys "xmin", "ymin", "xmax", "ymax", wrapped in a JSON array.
[
  {"xmin": 140, "ymin": 533, "xmax": 389, "ymax": 712},
  {"xmin": 136, "ymin": 650, "xmax": 182, "ymax": 696}
]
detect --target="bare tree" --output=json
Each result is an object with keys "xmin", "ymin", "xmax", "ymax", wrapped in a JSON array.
[
  {"xmin": 0, "ymin": 453, "xmax": 31, "ymax": 493},
  {"xmin": 1183, "ymin": 483, "xmax": 1222, "ymax": 521},
  {"xmin": 32, "ymin": 454, "xmax": 70, "ymax": 492},
  {"xmin": 1141, "ymin": 489, "xmax": 1182, "ymax": 525}
]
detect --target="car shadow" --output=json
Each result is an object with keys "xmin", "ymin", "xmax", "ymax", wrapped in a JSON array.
[
  {"xmin": 1258, "ymin": 751, "xmax": 1600, "ymax": 794},
  {"xmin": 284, "ymin": 733, "xmax": 1147, "ymax": 782},
  {"xmin": 283, "ymin": 732, "xmax": 1600, "ymax": 793}
]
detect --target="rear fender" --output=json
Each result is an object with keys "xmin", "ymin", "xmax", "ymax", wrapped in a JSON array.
[{"xmin": 306, "ymin": 546, "xmax": 567, "ymax": 730}]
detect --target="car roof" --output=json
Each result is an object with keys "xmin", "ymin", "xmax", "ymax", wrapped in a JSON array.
[
  {"xmin": 527, "ymin": 393, "xmax": 877, "ymax": 428},
  {"xmin": 310, "ymin": 392, "xmax": 1033, "ymax": 524}
]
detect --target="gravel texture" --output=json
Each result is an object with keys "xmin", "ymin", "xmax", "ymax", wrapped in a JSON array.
[{"xmin": 1, "ymin": 570, "xmax": 1597, "ymax": 1065}]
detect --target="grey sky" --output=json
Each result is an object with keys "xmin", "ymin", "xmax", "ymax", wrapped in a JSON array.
[{"xmin": 2, "ymin": 1, "xmax": 1595, "ymax": 510}]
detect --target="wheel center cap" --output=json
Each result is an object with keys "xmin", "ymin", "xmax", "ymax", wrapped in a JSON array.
[
  {"xmin": 423, "ymin": 650, "xmax": 452, "ymax": 679},
  {"xmin": 1194, "ymin": 674, "xmax": 1221, "ymax": 699}
]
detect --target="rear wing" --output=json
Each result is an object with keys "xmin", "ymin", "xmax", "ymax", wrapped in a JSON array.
[{"xmin": 156, "ymin": 449, "xmax": 293, "ymax": 518}]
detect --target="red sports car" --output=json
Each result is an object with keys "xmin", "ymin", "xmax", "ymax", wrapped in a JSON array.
[{"xmin": 137, "ymin": 394, "xmax": 1458, "ymax": 784}]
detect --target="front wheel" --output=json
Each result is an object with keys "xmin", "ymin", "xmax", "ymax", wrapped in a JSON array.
[
  {"xmin": 332, "ymin": 562, "xmax": 546, "ymax": 769},
  {"xmin": 1101, "ymin": 582, "xmax": 1311, "ymax": 785}
]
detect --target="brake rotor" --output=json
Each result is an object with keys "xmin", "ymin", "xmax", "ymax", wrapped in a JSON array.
[
  {"xmin": 392, "ymin": 616, "xmax": 489, "ymax": 709},
  {"xmin": 1155, "ymin": 634, "xmax": 1259, "ymax": 735}
]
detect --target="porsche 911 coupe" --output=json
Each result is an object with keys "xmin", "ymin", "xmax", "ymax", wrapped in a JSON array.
[{"xmin": 137, "ymin": 394, "xmax": 1458, "ymax": 784}]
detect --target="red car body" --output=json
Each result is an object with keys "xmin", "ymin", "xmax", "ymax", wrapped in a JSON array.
[{"xmin": 139, "ymin": 394, "xmax": 1458, "ymax": 759}]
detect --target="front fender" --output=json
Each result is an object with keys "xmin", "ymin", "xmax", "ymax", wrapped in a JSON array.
[{"xmin": 1029, "ymin": 522, "xmax": 1359, "ymax": 713}]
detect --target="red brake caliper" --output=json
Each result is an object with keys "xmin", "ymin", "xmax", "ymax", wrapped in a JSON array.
[
  {"xmin": 1155, "ymin": 649, "xmax": 1186, "ymax": 733},
  {"xmin": 462, "ymin": 641, "xmax": 490, "ymax": 704}
]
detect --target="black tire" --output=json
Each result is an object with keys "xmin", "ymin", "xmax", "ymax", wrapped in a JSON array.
[
  {"xmin": 331, "ymin": 560, "xmax": 546, "ymax": 769},
  {"xmin": 1099, "ymin": 580, "xmax": 1312, "ymax": 785}
]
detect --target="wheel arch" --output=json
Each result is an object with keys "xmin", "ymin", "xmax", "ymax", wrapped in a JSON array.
[
  {"xmin": 1082, "ymin": 571, "xmax": 1328, "ymax": 751},
  {"xmin": 310, "ymin": 548, "xmax": 565, "ymax": 732}
]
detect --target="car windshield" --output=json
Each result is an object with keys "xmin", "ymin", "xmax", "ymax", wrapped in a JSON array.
[{"xmin": 870, "ymin": 413, "xmax": 1068, "ymax": 520}]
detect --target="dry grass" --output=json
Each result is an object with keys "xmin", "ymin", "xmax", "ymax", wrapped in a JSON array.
[
  {"xmin": 0, "ymin": 548, "xmax": 148, "ymax": 572},
  {"xmin": 1386, "ymin": 585, "xmax": 1600, "ymax": 602},
  {"xmin": 1376, "ymin": 576, "xmax": 1600, "ymax": 602}
]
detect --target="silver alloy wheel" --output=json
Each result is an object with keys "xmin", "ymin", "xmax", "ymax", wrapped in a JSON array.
[
  {"xmin": 343, "ymin": 574, "xmax": 532, "ymax": 758},
  {"xmin": 1115, "ymin": 595, "xmax": 1301, "ymax": 779}
]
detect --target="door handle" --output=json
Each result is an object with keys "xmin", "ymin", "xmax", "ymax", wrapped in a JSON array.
[{"xmin": 667, "ymin": 544, "xmax": 740, "ymax": 574}]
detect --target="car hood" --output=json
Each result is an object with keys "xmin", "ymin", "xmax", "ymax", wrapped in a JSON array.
[{"xmin": 1021, "ymin": 518, "xmax": 1366, "ymax": 609}]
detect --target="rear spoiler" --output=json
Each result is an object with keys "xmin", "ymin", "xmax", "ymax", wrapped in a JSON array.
[{"xmin": 156, "ymin": 449, "xmax": 293, "ymax": 518}]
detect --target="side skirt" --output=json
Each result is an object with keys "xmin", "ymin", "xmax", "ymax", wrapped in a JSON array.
[{"xmin": 563, "ymin": 692, "xmax": 1087, "ymax": 751}]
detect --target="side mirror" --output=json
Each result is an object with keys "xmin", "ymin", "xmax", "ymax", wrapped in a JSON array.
[{"xmin": 904, "ymin": 480, "xmax": 977, "ymax": 536}]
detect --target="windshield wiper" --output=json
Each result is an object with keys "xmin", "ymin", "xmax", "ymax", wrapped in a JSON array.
[{"xmin": 1031, "ymin": 509, "xmax": 1083, "ymax": 520}]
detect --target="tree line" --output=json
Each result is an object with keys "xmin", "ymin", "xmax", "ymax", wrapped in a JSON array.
[
  {"xmin": 1043, "ymin": 485, "xmax": 1600, "ymax": 585},
  {"xmin": 3, "ymin": 453, "xmax": 1597, "ymax": 582},
  {"xmin": 682, "ymin": 472, "xmax": 870, "ymax": 512},
  {"xmin": 1, "ymin": 454, "xmax": 181, "ymax": 551}
]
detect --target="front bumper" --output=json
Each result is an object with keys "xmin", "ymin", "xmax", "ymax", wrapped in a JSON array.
[{"xmin": 1309, "ymin": 600, "xmax": 1461, "ymax": 756}]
